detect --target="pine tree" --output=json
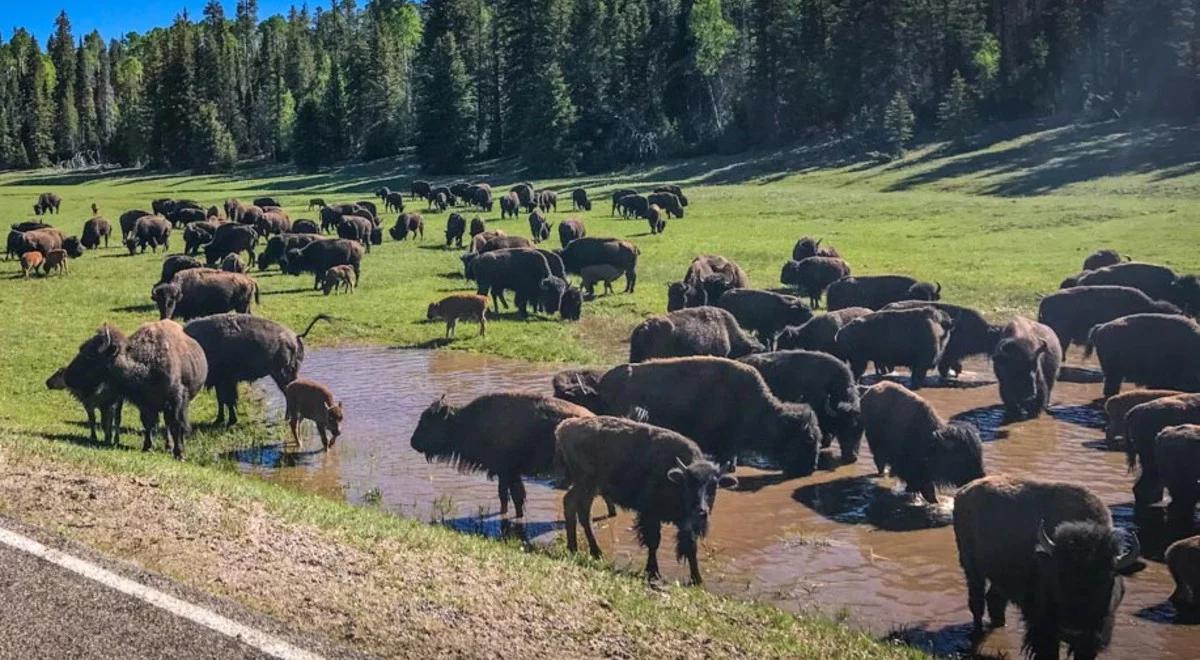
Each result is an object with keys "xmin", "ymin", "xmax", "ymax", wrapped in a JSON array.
[
  {"xmin": 291, "ymin": 96, "xmax": 326, "ymax": 170},
  {"xmin": 322, "ymin": 65, "xmax": 350, "ymax": 162},
  {"xmin": 76, "ymin": 38, "xmax": 100, "ymax": 156},
  {"xmin": 937, "ymin": 69, "xmax": 975, "ymax": 149},
  {"xmin": 94, "ymin": 36, "xmax": 117, "ymax": 149},
  {"xmin": 19, "ymin": 39, "xmax": 53, "ymax": 167},
  {"xmin": 882, "ymin": 90, "xmax": 915, "ymax": 157},
  {"xmin": 520, "ymin": 60, "xmax": 578, "ymax": 174},
  {"xmin": 49, "ymin": 11, "xmax": 80, "ymax": 159},
  {"xmin": 415, "ymin": 32, "xmax": 476, "ymax": 172},
  {"xmin": 191, "ymin": 101, "xmax": 237, "ymax": 171}
]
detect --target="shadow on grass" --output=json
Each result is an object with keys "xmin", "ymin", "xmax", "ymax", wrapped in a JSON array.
[{"xmin": 111, "ymin": 303, "xmax": 157, "ymax": 314}]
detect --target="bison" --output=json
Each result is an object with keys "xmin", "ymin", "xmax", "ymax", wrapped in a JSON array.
[
  {"xmin": 257, "ymin": 233, "xmax": 323, "ymax": 271},
  {"xmin": 780, "ymin": 257, "xmax": 852, "ymax": 308},
  {"xmin": 775, "ymin": 307, "xmax": 873, "ymax": 355},
  {"xmin": 444, "ymin": 213, "xmax": 466, "ymax": 248},
  {"xmin": 629, "ymin": 307, "xmax": 764, "ymax": 363},
  {"xmin": 560, "ymin": 237, "xmax": 639, "ymax": 294},
  {"xmin": 281, "ymin": 238, "xmax": 364, "ymax": 290},
  {"xmin": 33, "ymin": 192, "xmax": 62, "ymax": 215},
  {"xmin": 471, "ymin": 248, "xmax": 552, "ymax": 316},
  {"xmin": 791, "ymin": 236, "xmax": 840, "ymax": 261},
  {"xmin": 1154, "ymin": 425, "xmax": 1200, "ymax": 523},
  {"xmin": 1166, "ymin": 535, "xmax": 1200, "ymax": 615},
  {"xmin": 1103, "ymin": 389, "xmax": 1183, "ymax": 449},
  {"xmin": 992, "ymin": 317, "xmax": 1063, "ymax": 419},
  {"xmin": 827, "ymin": 275, "xmax": 940, "ymax": 311},
  {"xmin": 556, "ymin": 416, "xmax": 735, "ymax": 584},
  {"xmin": 45, "ymin": 366, "xmax": 123, "ymax": 445},
  {"xmin": 284, "ymin": 378, "xmax": 344, "ymax": 450},
  {"xmin": 861, "ymin": 381, "xmax": 985, "ymax": 502},
  {"xmin": 1083, "ymin": 249, "xmax": 1127, "ymax": 272},
  {"xmin": 1087, "ymin": 313, "xmax": 1200, "ymax": 396},
  {"xmin": 1038, "ymin": 286, "xmax": 1181, "ymax": 355},
  {"xmin": 835, "ymin": 307, "xmax": 955, "ymax": 388},
  {"xmin": 884, "ymin": 301, "xmax": 1004, "ymax": 378},
  {"xmin": 158, "ymin": 255, "xmax": 203, "ymax": 284},
  {"xmin": 558, "ymin": 218, "xmax": 586, "ymax": 248},
  {"xmin": 203, "ymin": 223, "xmax": 258, "ymax": 266},
  {"xmin": 528, "ymin": 209, "xmax": 552, "ymax": 243},
  {"xmin": 152, "ymin": 269, "xmax": 259, "ymax": 320},
  {"xmin": 81, "ymin": 217, "xmax": 112, "ymax": 249},
  {"xmin": 388, "ymin": 212, "xmax": 425, "ymax": 242},
  {"xmin": 1125, "ymin": 393, "xmax": 1200, "ymax": 508},
  {"xmin": 427, "ymin": 294, "xmax": 488, "ymax": 338},
  {"xmin": 716, "ymin": 289, "xmax": 813, "ymax": 346},
  {"xmin": 646, "ymin": 192, "xmax": 684, "ymax": 218},
  {"xmin": 571, "ymin": 188, "xmax": 591, "ymax": 211},
  {"xmin": 124, "ymin": 215, "xmax": 171, "ymax": 255},
  {"xmin": 410, "ymin": 393, "xmax": 594, "ymax": 517}
]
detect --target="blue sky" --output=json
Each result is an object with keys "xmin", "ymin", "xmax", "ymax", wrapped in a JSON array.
[{"xmin": 4, "ymin": 1, "xmax": 301, "ymax": 42}]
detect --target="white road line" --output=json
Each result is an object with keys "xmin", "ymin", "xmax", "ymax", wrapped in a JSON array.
[{"xmin": 0, "ymin": 525, "xmax": 323, "ymax": 660}]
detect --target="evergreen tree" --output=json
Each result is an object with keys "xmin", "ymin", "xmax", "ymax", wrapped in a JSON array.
[
  {"xmin": 937, "ymin": 69, "xmax": 975, "ymax": 149},
  {"xmin": 415, "ymin": 32, "xmax": 475, "ymax": 172},
  {"xmin": 191, "ymin": 101, "xmax": 238, "ymax": 171},
  {"xmin": 291, "ymin": 96, "xmax": 326, "ymax": 170},
  {"xmin": 520, "ymin": 60, "xmax": 578, "ymax": 174},
  {"xmin": 19, "ymin": 39, "xmax": 53, "ymax": 167},
  {"xmin": 882, "ymin": 90, "xmax": 915, "ymax": 156},
  {"xmin": 49, "ymin": 11, "xmax": 80, "ymax": 159},
  {"xmin": 76, "ymin": 37, "xmax": 100, "ymax": 155}
]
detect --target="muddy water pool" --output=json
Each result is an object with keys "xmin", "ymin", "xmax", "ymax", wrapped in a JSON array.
[{"xmin": 238, "ymin": 347, "xmax": 1200, "ymax": 657}]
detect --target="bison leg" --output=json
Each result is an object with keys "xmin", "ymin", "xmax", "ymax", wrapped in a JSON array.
[
  {"xmin": 637, "ymin": 515, "xmax": 662, "ymax": 580},
  {"xmin": 288, "ymin": 416, "xmax": 301, "ymax": 447},
  {"xmin": 509, "ymin": 475, "xmax": 527, "ymax": 518},
  {"xmin": 139, "ymin": 408, "xmax": 158, "ymax": 453},
  {"xmin": 1102, "ymin": 372, "xmax": 1123, "ymax": 398},
  {"xmin": 497, "ymin": 476, "xmax": 511, "ymax": 515},
  {"xmin": 624, "ymin": 269, "xmax": 636, "ymax": 294},
  {"xmin": 602, "ymin": 496, "xmax": 617, "ymax": 519},
  {"xmin": 985, "ymin": 585, "xmax": 1008, "ymax": 627},
  {"xmin": 576, "ymin": 489, "xmax": 601, "ymax": 558},
  {"xmin": 1023, "ymin": 625, "xmax": 1062, "ymax": 660},
  {"xmin": 910, "ymin": 367, "xmax": 928, "ymax": 390},
  {"xmin": 1133, "ymin": 471, "xmax": 1165, "ymax": 509},
  {"xmin": 962, "ymin": 563, "xmax": 987, "ymax": 632},
  {"xmin": 563, "ymin": 488, "xmax": 579, "ymax": 553},
  {"xmin": 1166, "ymin": 483, "xmax": 1199, "ymax": 524},
  {"xmin": 84, "ymin": 405, "xmax": 98, "ymax": 443}
]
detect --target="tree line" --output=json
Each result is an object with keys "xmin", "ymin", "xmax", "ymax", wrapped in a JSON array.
[{"xmin": 0, "ymin": 0, "xmax": 1195, "ymax": 175}]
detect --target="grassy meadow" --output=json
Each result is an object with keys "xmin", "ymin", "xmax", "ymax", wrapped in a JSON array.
[{"xmin": 0, "ymin": 118, "xmax": 1197, "ymax": 656}]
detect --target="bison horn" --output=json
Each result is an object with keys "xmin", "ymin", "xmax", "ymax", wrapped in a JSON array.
[
  {"xmin": 675, "ymin": 456, "xmax": 689, "ymax": 471},
  {"xmin": 1115, "ymin": 530, "xmax": 1141, "ymax": 570},
  {"xmin": 935, "ymin": 282, "xmax": 942, "ymax": 295},
  {"xmin": 815, "ymin": 238, "xmax": 822, "ymax": 248},
  {"xmin": 1035, "ymin": 520, "xmax": 1056, "ymax": 556}
]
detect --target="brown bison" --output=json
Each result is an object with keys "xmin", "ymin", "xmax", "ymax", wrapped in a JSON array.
[
  {"xmin": 992, "ymin": 317, "xmax": 1062, "ymax": 419},
  {"xmin": 827, "ymin": 275, "xmax": 940, "ymax": 311},
  {"xmin": 629, "ymin": 306, "xmax": 764, "ymax": 363},
  {"xmin": 780, "ymin": 257, "xmax": 852, "ymax": 309},
  {"xmin": 1088, "ymin": 313, "xmax": 1200, "ymax": 396},
  {"xmin": 835, "ymin": 307, "xmax": 955, "ymax": 388}
]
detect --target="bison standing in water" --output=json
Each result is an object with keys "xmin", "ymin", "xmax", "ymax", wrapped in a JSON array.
[
  {"xmin": 629, "ymin": 306, "xmax": 763, "ymax": 363},
  {"xmin": 1087, "ymin": 313, "xmax": 1200, "ymax": 396},
  {"xmin": 953, "ymin": 475, "xmax": 1138, "ymax": 660},
  {"xmin": 62, "ymin": 321, "xmax": 207, "ymax": 459},
  {"xmin": 835, "ymin": 306, "xmax": 955, "ymax": 389},
  {"xmin": 556, "ymin": 416, "xmax": 736, "ymax": 584},
  {"xmin": 860, "ymin": 381, "xmax": 984, "ymax": 503},
  {"xmin": 991, "ymin": 317, "xmax": 1062, "ymax": 419},
  {"xmin": 410, "ymin": 393, "xmax": 595, "ymax": 518}
]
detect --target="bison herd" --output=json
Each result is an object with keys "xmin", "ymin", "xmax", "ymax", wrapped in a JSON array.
[{"xmin": 16, "ymin": 183, "xmax": 1200, "ymax": 659}]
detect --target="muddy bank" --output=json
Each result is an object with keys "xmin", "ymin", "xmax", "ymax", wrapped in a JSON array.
[{"xmin": 243, "ymin": 348, "xmax": 1200, "ymax": 658}]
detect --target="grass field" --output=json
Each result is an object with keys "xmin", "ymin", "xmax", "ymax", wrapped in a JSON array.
[{"xmin": 0, "ymin": 118, "xmax": 1197, "ymax": 656}]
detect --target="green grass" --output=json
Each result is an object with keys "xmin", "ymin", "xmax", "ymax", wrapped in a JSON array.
[{"xmin": 0, "ymin": 118, "xmax": 1196, "ymax": 655}]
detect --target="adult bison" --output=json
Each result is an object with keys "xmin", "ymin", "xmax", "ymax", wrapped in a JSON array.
[
  {"xmin": 124, "ymin": 215, "xmax": 171, "ymax": 255},
  {"xmin": 1087, "ymin": 313, "xmax": 1200, "ymax": 396},
  {"xmin": 954, "ymin": 475, "xmax": 1138, "ymax": 660},
  {"xmin": 610, "ymin": 189, "xmax": 637, "ymax": 216},
  {"xmin": 254, "ymin": 211, "xmax": 292, "ymax": 237},
  {"xmin": 791, "ymin": 236, "xmax": 840, "ymax": 261},
  {"xmin": 388, "ymin": 212, "xmax": 425, "ymax": 242},
  {"xmin": 152, "ymin": 269, "xmax": 259, "ymax": 320},
  {"xmin": 183, "ymin": 221, "xmax": 218, "ymax": 256},
  {"xmin": 716, "ymin": 289, "xmax": 813, "ymax": 346},
  {"xmin": 257, "ymin": 233, "xmax": 323, "ymax": 271},
  {"xmin": 646, "ymin": 192, "xmax": 684, "ymax": 218},
  {"xmin": 653, "ymin": 185, "xmax": 688, "ymax": 206},
  {"xmin": 499, "ymin": 192, "xmax": 521, "ymax": 219},
  {"xmin": 528, "ymin": 209, "xmax": 552, "ymax": 243},
  {"xmin": 992, "ymin": 317, "xmax": 1063, "ymax": 419},
  {"xmin": 558, "ymin": 218, "xmax": 586, "ymax": 248},
  {"xmin": 184, "ymin": 314, "xmax": 328, "ymax": 426},
  {"xmin": 411, "ymin": 180, "xmax": 432, "ymax": 200},
  {"xmin": 203, "ymin": 223, "xmax": 258, "ymax": 266},
  {"xmin": 281, "ymin": 238, "xmax": 364, "ymax": 290},
  {"xmin": 826, "ymin": 275, "xmax": 940, "ymax": 310},
  {"xmin": 780, "ymin": 257, "xmax": 851, "ymax": 309},
  {"xmin": 884, "ymin": 301, "xmax": 1003, "ymax": 378},
  {"xmin": 560, "ymin": 237, "xmax": 639, "ymax": 294},
  {"xmin": 668, "ymin": 255, "xmax": 749, "ymax": 311},
  {"xmin": 835, "ymin": 306, "xmax": 955, "ymax": 388},
  {"xmin": 81, "ymin": 217, "xmax": 113, "ymax": 249},
  {"xmin": 571, "ymin": 188, "xmax": 591, "ymax": 211},
  {"xmin": 1125, "ymin": 393, "xmax": 1200, "ymax": 509},
  {"xmin": 158, "ymin": 255, "xmax": 203, "ymax": 284},
  {"xmin": 775, "ymin": 307, "xmax": 873, "ymax": 355},
  {"xmin": 62, "ymin": 321, "xmax": 207, "ymax": 459},
  {"xmin": 629, "ymin": 307, "xmax": 764, "ymax": 363},
  {"xmin": 33, "ymin": 192, "xmax": 62, "ymax": 215},
  {"xmin": 444, "ymin": 213, "xmax": 466, "ymax": 248},
  {"xmin": 1082, "ymin": 249, "xmax": 1127, "ymax": 272},
  {"xmin": 1038, "ymin": 286, "xmax": 1181, "ymax": 355},
  {"xmin": 471, "ymin": 248, "xmax": 553, "ymax": 316}
]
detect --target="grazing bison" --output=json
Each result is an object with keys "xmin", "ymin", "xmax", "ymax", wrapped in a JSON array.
[
  {"xmin": 595, "ymin": 356, "xmax": 822, "ymax": 475},
  {"xmin": 237, "ymin": 204, "xmax": 266, "ymax": 228},
  {"xmin": 992, "ymin": 317, "xmax": 1063, "ymax": 419},
  {"xmin": 1167, "ymin": 535, "xmax": 1200, "ymax": 614},
  {"xmin": 653, "ymin": 185, "xmax": 688, "ymax": 206},
  {"xmin": 1104, "ymin": 389, "xmax": 1182, "ymax": 448},
  {"xmin": 471, "ymin": 248, "xmax": 553, "ymax": 316},
  {"xmin": 667, "ymin": 281, "xmax": 708, "ymax": 311},
  {"xmin": 183, "ymin": 314, "xmax": 328, "ymax": 426},
  {"xmin": 158, "ymin": 255, "xmax": 203, "ymax": 284},
  {"xmin": 558, "ymin": 218, "xmax": 586, "ymax": 248},
  {"xmin": 740, "ymin": 350, "xmax": 863, "ymax": 463},
  {"xmin": 666, "ymin": 255, "xmax": 748, "ymax": 311},
  {"xmin": 560, "ymin": 237, "xmax": 639, "ymax": 293},
  {"xmin": 285, "ymin": 378, "xmax": 344, "ymax": 450},
  {"xmin": 556, "ymin": 416, "xmax": 735, "ymax": 584},
  {"xmin": 307, "ymin": 198, "xmax": 326, "ymax": 210},
  {"xmin": 182, "ymin": 222, "xmax": 216, "ymax": 256},
  {"xmin": 610, "ymin": 189, "xmax": 637, "ymax": 216},
  {"xmin": 118, "ymin": 210, "xmax": 152, "ymax": 239},
  {"xmin": 431, "ymin": 191, "xmax": 449, "ymax": 212},
  {"xmin": 775, "ymin": 307, "xmax": 873, "ymax": 355},
  {"xmin": 335, "ymin": 215, "xmax": 375, "ymax": 251},
  {"xmin": 645, "ymin": 205, "xmax": 667, "ymax": 234},
  {"xmin": 646, "ymin": 192, "xmax": 684, "ymax": 219},
  {"xmin": 580, "ymin": 264, "xmax": 624, "ymax": 296},
  {"xmin": 124, "ymin": 215, "xmax": 171, "ymax": 255},
  {"xmin": 1087, "ymin": 313, "xmax": 1200, "ymax": 396},
  {"xmin": 499, "ymin": 192, "xmax": 521, "ymax": 219},
  {"xmin": 411, "ymin": 393, "xmax": 594, "ymax": 517},
  {"xmin": 46, "ymin": 367, "xmax": 123, "ymax": 445},
  {"xmin": 953, "ymin": 475, "xmax": 1137, "ymax": 660},
  {"xmin": 252, "ymin": 197, "xmax": 280, "ymax": 209},
  {"xmin": 1038, "ymin": 286, "xmax": 1181, "ymax": 355},
  {"xmin": 167, "ymin": 207, "xmax": 206, "ymax": 227},
  {"xmin": 384, "ymin": 191, "xmax": 406, "ymax": 213},
  {"xmin": 220, "ymin": 253, "xmax": 247, "ymax": 274},
  {"xmin": 884, "ymin": 301, "xmax": 1004, "ymax": 377},
  {"xmin": 388, "ymin": 212, "xmax": 425, "ymax": 242},
  {"xmin": 469, "ymin": 217, "xmax": 486, "ymax": 237},
  {"xmin": 791, "ymin": 236, "xmax": 840, "ymax": 261},
  {"xmin": 835, "ymin": 307, "xmax": 955, "ymax": 388},
  {"xmin": 203, "ymin": 223, "xmax": 258, "ymax": 266},
  {"xmin": 1083, "ymin": 249, "xmax": 1127, "ymax": 272},
  {"xmin": 571, "ymin": 188, "xmax": 591, "ymax": 211},
  {"xmin": 291, "ymin": 219, "xmax": 320, "ymax": 234},
  {"xmin": 257, "ymin": 233, "xmax": 323, "ymax": 271},
  {"xmin": 536, "ymin": 189, "xmax": 558, "ymax": 213},
  {"xmin": 62, "ymin": 321, "xmax": 207, "ymax": 459},
  {"xmin": 861, "ymin": 381, "xmax": 985, "ymax": 501},
  {"xmin": 630, "ymin": 307, "xmax": 764, "ymax": 363},
  {"xmin": 716, "ymin": 289, "xmax": 813, "ymax": 345},
  {"xmin": 510, "ymin": 183, "xmax": 536, "ymax": 211},
  {"xmin": 427, "ymin": 294, "xmax": 488, "ymax": 338},
  {"xmin": 780, "ymin": 257, "xmax": 852, "ymax": 308},
  {"xmin": 460, "ymin": 234, "xmax": 529, "ymax": 278},
  {"xmin": 444, "ymin": 213, "xmax": 466, "ymax": 248},
  {"xmin": 551, "ymin": 369, "xmax": 605, "ymax": 412},
  {"xmin": 617, "ymin": 194, "xmax": 650, "ymax": 219},
  {"xmin": 528, "ymin": 209, "xmax": 552, "ymax": 243},
  {"xmin": 827, "ymin": 275, "xmax": 940, "ymax": 311},
  {"xmin": 81, "ymin": 217, "xmax": 112, "ymax": 249},
  {"xmin": 34, "ymin": 192, "xmax": 62, "ymax": 215},
  {"xmin": 411, "ymin": 180, "xmax": 432, "ymax": 200},
  {"xmin": 464, "ymin": 184, "xmax": 492, "ymax": 211},
  {"xmin": 254, "ymin": 211, "xmax": 292, "ymax": 237},
  {"xmin": 1154, "ymin": 425, "xmax": 1200, "ymax": 522},
  {"xmin": 12, "ymin": 228, "xmax": 83, "ymax": 259},
  {"xmin": 322, "ymin": 265, "xmax": 355, "ymax": 295},
  {"xmin": 152, "ymin": 269, "xmax": 259, "ymax": 320},
  {"xmin": 1125, "ymin": 393, "xmax": 1200, "ymax": 508},
  {"xmin": 1073, "ymin": 262, "xmax": 1177, "ymax": 302},
  {"xmin": 281, "ymin": 238, "xmax": 364, "ymax": 290}
]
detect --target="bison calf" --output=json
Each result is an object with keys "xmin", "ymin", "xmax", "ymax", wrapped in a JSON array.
[
  {"xmin": 556, "ymin": 416, "xmax": 736, "ymax": 584},
  {"xmin": 19, "ymin": 251, "xmax": 43, "ymax": 277},
  {"xmin": 285, "ymin": 378, "xmax": 344, "ymax": 450},
  {"xmin": 322, "ymin": 265, "xmax": 356, "ymax": 295},
  {"xmin": 860, "ymin": 381, "xmax": 984, "ymax": 502},
  {"xmin": 427, "ymin": 294, "xmax": 488, "ymax": 338}
]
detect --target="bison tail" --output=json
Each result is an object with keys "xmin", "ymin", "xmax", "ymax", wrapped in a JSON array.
[
  {"xmin": 298, "ymin": 313, "xmax": 334, "ymax": 340},
  {"xmin": 253, "ymin": 281, "xmax": 261, "ymax": 307},
  {"xmin": 1083, "ymin": 325, "xmax": 1099, "ymax": 359}
]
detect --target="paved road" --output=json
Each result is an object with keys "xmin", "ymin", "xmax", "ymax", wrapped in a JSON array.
[{"xmin": 0, "ymin": 518, "xmax": 367, "ymax": 659}]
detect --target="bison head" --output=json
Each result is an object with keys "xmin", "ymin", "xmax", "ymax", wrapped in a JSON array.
[
  {"xmin": 560, "ymin": 287, "xmax": 583, "ymax": 321},
  {"xmin": 767, "ymin": 403, "xmax": 821, "ymax": 476},
  {"xmin": 993, "ymin": 338, "xmax": 1049, "ymax": 418},
  {"xmin": 280, "ymin": 249, "xmax": 305, "ymax": 276},
  {"xmin": 389, "ymin": 222, "xmax": 408, "ymax": 241},
  {"xmin": 63, "ymin": 236, "xmax": 84, "ymax": 258},
  {"xmin": 551, "ymin": 370, "xmax": 603, "ymax": 412},
  {"xmin": 63, "ymin": 325, "xmax": 127, "ymax": 396},
  {"xmin": 409, "ymin": 395, "xmax": 458, "ymax": 459},
  {"xmin": 151, "ymin": 282, "xmax": 183, "ymax": 320},
  {"xmin": 667, "ymin": 281, "xmax": 705, "ymax": 312},
  {"xmin": 667, "ymin": 456, "xmax": 737, "ymax": 537},
  {"xmin": 700, "ymin": 274, "xmax": 736, "ymax": 304},
  {"xmin": 124, "ymin": 237, "xmax": 140, "ymax": 255},
  {"xmin": 930, "ymin": 422, "xmax": 985, "ymax": 488},
  {"xmin": 1169, "ymin": 275, "xmax": 1200, "ymax": 315},
  {"xmin": 539, "ymin": 277, "xmax": 567, "ymax": 314},
  {"xmin": 460, "ymin": 252, "xmax": 478, "ymax": 280},
  {"xmin": 908, "ymin": 280, "xmax": 941, "ymax": 301},
  {"xmin": 325, "ymin": 401, "xmax": 344, "ymax": 443},
  {"xmin": 370, "ymin": 227, "xmax": 383, "ymax": 246},
  {"xmin": 1032, "ymin": 521, "xmax": 1138, "ymax": 658}
]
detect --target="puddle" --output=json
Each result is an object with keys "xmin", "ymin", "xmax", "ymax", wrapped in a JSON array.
[{"xmin": 239, "ymin": 348, "xmax": 1200, "ymax": 658}]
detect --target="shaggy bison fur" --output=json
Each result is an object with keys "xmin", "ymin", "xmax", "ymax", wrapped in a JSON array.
[
  {"xmin": 835, "ymin": 307, "xmax": 955, "ymax": 388},
  {"xmin": 1087, "ymin": 313, "xmax": 1200, "ymax": 396},
  {"xmin": 1125, "ymin": 393, "xmax": 1200, "ymax": 509},
  {"xmin": 1038, "ymin": 286, "xmax": 1181, "ymax": 355},
  {"xmin": 629, "ymin": 306, "xmax": 764, "ymax": 363},
  {"xmin": 992, "ymin": 317, "xmax": 1063, "ymax": 419},
  {"xmin": 152, "ymin": 269, "xmax": 259, "ymax": 320},
  {"xmin": 827, "ymin": 275, "xmax": 940, "ymax": 311},
  {"xmin": 281, "ymin": 238, "xmax": 364, "ymax": 290},
  {"xmin": 781, "ymin": 257, "xmax": 851, "ymax": 308},
  {"xmin": 775, "ymin": 307, "xmax": 873, "ymax": 355},
  {"xmin": 884, "ymin": 301, "xmax": 1004, "ymax": 377},
  {"xmin": 716, "ymin": 288, "xmax": 813, "ymax": 345}
]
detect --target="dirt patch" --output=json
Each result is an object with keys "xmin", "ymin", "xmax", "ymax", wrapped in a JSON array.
[{"xmin": 0, "ymin": 446, "xmax": 902, "ymax": 659}]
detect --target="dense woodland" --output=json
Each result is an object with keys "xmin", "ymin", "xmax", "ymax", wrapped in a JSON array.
[{"xmin": 0, "ymin": 0, "xmax": 1196, "ymax": 175}]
